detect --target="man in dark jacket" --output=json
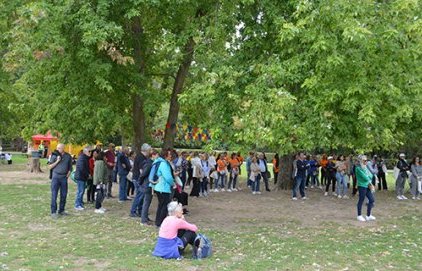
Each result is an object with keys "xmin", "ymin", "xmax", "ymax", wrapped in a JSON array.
[
  {"xmin": 292, "ymin": 152, "xmax": 309, "ymax": 200},
  {"xmin": 396, "ymin": 153, "xmax": 409, "ymax": 200},
  {"xmin": 130, "ymin": 143, "xmax": 152, "ymax": 217},
  {"xmin": 74, "ymin": 147, "xmax": 91, "ymax": 210},
  {"xmin": 49, "ymin": 143, "xmax": 73, "ymax": 218},
  {"xmin": 117, "ymin": 147, "xmax": 132, "ymax": 202}
]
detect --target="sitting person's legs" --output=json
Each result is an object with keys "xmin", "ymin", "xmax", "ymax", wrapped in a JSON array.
[{"xmin": 177, "ymin": 229, "xmax": 198, "ymax": 253}]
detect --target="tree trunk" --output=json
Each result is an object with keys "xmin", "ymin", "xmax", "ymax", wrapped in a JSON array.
[
  {"xmin": 162, "ymin": 36, "xmax": 195, "ymax": 149},
  {"xmin": 131, "ymin": 16, "xmax": 147, "ymax": 154},
  {"xmin": 277, "ymin": 153, "xmax": 295, "ymax": 190},
  {"xmin": 30, "ymin": 157, "xmax": 42, "ymax": 173}
]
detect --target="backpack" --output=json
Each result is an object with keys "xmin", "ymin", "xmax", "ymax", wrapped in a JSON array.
[
  {"xmin": 193, "ymin": 234, "xmax": 212, "ymax": 259},
  {"xmin": 149, "ymin": 161, "xmax": 162, "ymax": 184}
]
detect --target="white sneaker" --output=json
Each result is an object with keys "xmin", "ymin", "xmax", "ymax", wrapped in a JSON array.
[
  {"xmin": 221, "ymin": 188, "xmax": 225, "ymax": 192},
  {"xmin": 401, "ymin": 195, "xmax": 408, "ymax": 200},
  {"xmin": 252, "ymin": 191, "xmax": 256, "ymax": 195},
  {"xmin": 333, "ymin": 193, "xmax": 338, "ymax": 197},
  {"xmin": 100, "ymin": 207, "xmax": 107, "ymax": 212},
  {"xmin": 292, "ymin": 197, "xmax": 298, "ymax": 201},
  {"xmin": 311, "ymin": 185, "xmax": 314, "ymax": 189},
  {"xmin": 256, "ymin": 191, "xmax": 261, "ymax": 195},
  {"xmin": 397, "ymin": 195, "xmax": 403, "ymax": 200},
  {"xmin": 366, "ymin": 215, "xmax": 376, "ymax": 221},
  {"xmin": 417, "ymin": 197, "xmax": 421, "ymax": 200},
  {"xmin": 357, "ymin": 215, "xmax": 366, "ymax": 222},
  {"xmin": 302, "ymin": 197, "xmax": 307, "ymax": 200},
  {"xmin": 324, "ymin": 192, "xmax": 328, "ymax": 196},
  {"xmin": 337, "ymin": 195, "xmax": 342, "ymax": 199},
  {"xmin": 227, "ymin": 189, "xmax": 232, "ymax": 192},
  {"xmin": 214, "ymin": 189, "xmax": 219, "ymax": 193},
  {"xmin": 95, "ymin": 209, "xmax": 105, "ymax": 214},
  {"xmin": 74, "ymin": 206, "xmax": 84, "ymax": 211},
  {"xmin": 412, "ymin": 196, "xmax": 416, "ymax": 200},
  {"xmin": 233, "ymin": 188, "xmax": 238, "ymax": 192},
  {"xmin": 343, "ymin": 195, "xmax": 349, "ymax": 199}
]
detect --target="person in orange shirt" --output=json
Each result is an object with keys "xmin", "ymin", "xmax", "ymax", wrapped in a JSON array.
[
  {"xmin": 215, "ymin": 153, "xmax": 228, "ymax": 192},
  {"xmin": 320, "ymin": 154, "xmax": 328, "ymax": 186},
  {"xmin": 228, "ymin": 153, "xmax": 240, "ymax": 192},
  {"xmin": 237, "ymin": 152, "xmax": 244, "ymax": 175},
  {"xmin": 272, "ymin": 154, "xmax": 280, "ymax": 184}
]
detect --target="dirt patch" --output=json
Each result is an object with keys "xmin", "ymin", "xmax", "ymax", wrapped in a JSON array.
[{"xmin": 0, "ymin": 170, "xmax": 50, "ymax": 185}]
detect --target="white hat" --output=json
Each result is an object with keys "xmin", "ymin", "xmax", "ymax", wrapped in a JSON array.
[
  {"xmin": 399, "ymin": 153, "xmax": 405, "ymax": 157},
  {"xmin": 328, "ymin": 156, "xmax": 333, "ymax": 160}
]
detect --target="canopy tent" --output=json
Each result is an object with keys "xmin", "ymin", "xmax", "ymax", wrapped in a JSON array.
[{"xmin": 31, "ymin": 131, "xmax": 57, "ymax": 141}]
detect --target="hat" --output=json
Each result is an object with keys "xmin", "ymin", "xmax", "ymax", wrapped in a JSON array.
[
  {"xmin": 141, "ymin": 143, "xmax": 152, "ymax": 152},
  {"xmin": 108, "ymin": 143, "xmax": 115, "ymax": 147},
  {"xmin": 327, "ymin": 156, "xmax": 333, "ymax": 160},
  {"xmin": 399, "ymin": 153, "xmax": 405, "ymax": 157}
]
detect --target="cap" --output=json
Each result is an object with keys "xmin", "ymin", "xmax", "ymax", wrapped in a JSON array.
[
  {"xmin": 399, "ymin": 153, "xmax": 405, "ymax": 157},
  {"xmin": 327, "ymin": 156, "xmax": 333, "ymax": 160}
]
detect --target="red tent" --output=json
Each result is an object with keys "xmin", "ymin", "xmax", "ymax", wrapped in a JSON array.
[{"xmin": 31, "ymin": 131, "xmax": 58, "ymax": 141}]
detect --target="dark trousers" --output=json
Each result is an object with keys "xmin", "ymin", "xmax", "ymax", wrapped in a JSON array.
[
  {"xmin": 141, "ymin": 186, "xmax": 153, "ymax": 223},
  {"xmin": 377, "ymin": 172, "xmax": 388, "ymax": 190},
  {"xmin": 357, "ymin": 186, "xmax": 375, "ymax": 216},
  {"xmin": 325, "ymin": 174, "xmax": 336, "ymax": 192},
  {"xmin": 321, "ymin": 168, "xmax": 327, "ymax": 185},
  {"xmin": 177, "ymin": 229, "xmax": 197, "ymax": 253},
  {"xmin": 200, "ymin": 178, "xmax": 208, "ymax": 194},
  {"xmin": 130, "ymin": 181, "xmax": 144, "ymax": 215},
  {"xmin": 51, "ymin": 176, "xmax": 68, "ymax": 214},
  {"xmin": 187, "ymin": 168, "xmax": 193, "ymax": 187},
  {"xmin": 273, "ymin": 171, "xmax": 278, "ymax": 184},
  {"xmin": 306, "ymin": 173, "xmax": 311, "ymax": 187},
  {"xmin": 86, "ymin": 178, "xmax": 95, "ymax": 202},
  {"xmin": 352, "ymin": 175, "xmax": 357, "ymax": 195},
  {"xmin": 155, "ymin": 192, "xmax": 171, "ymax": 227},
  {"xmin": 261, "ymin": 172, "xmax": 270, "ymax": 191},
  {"xmin": 127, "ymin": 180, "xmax": 135, "ymax": 196},
  {"xmin": 95, "ymin": 186, "xmax": 105, "ymax": 209},
  {"xmin": 190, "ymin": 177, "xmax": 200, "ymax": 197}
]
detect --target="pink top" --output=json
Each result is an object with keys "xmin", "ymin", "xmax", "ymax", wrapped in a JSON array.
[{"xmin": 159, "ymin": 216, "xmax": 198, "ymax": 239}]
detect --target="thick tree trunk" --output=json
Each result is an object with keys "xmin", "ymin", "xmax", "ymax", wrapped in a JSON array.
[
  {"xmin": 131, "ymin": 16, "xmax": 147, "ymax": 154},
  {"xmin": 277, "ymin": 153, "xmax": 295, "ymax": 190},
  {"xmin": 162, "ymin": 36, "xmax": 195, "ymax": 149},
  {"xmin": 30, "ymin": 157, "xmax": 42, "ymax": 173}
]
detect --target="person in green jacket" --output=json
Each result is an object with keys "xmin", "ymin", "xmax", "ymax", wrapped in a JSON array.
[
  {"xmin": 355, "ymin": 155, "xmax": 376, "ymax": 222},
  {"xmin": 93, "ymin": 152, "xmax": 108, "ymax": 214}
]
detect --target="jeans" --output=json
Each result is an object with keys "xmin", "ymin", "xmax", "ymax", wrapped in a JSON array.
[
  {"xmin": 325, "ymin": 174, "xmax": 336, "ymax": 192},
  {"xmin": 216, "ymin": 172, "xmax": 226, "ymax": 189},
  {"xmin": 130, "ymin": 180, "xmax": 145, "ymax": 215},
  {"xmin": 336, "ymin": 173, "xmax": 348, "ymax": 196},
  {"xmin": 410, "ymin": 176, "xmax": 421, "ymax": 197},
  {"xmin": 141, "ymin": 186, "xmax": 153, "ymax": 223},
  {"xmin": 180, "ymin": 170, "xmax": 187, "ymax": 190},
  {"xmin": 51, "ymin": 175, "xmax": 68, "ymax": 214},
  {"xmin": 74, "ymin": 180, "xmax": 86, "ymax": 208},
  {"xmin": 95, "ymin": 185, "xmax": 105, "ymax": 209},
  {"xmin": 292, "ymin": 176, "xmax": 305, "ymax": 198},
  {"xmin": 310, "ymin": 173, "xmax": 319, "ymax": 187},
  {"xmin": 155, "ymin": 192, "xmax": 171, "ymax": 227},
  {"xmin": 395, "ymin": 174, "xmax": 407, "ymax": 196},
  {"xmin": 118, "ymin": 174, "xmax": 128, "ymax": 201},
  {"xmin": 261, "ymin": 172, "xmax": 270, "ymax": 191},
  {"xmin": 357, "ymin": 186, "xmax": 375, "ymax": 216},
  {"xmin": 228, "ymin": 172, "xmax": 238, "ymax": 190},
  {"xmin": 200, "ymin": 177, "xmax": 208, "ymax": 194},
  {"xmin": 254, "ymin": 174, "xmax": 261, "ymax": 192}
]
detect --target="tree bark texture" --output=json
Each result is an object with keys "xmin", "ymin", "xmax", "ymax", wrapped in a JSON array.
[
  {"xmin": 277, "ymin": 154, "xmax": 295, "ymax": 190},
  {"xmin": 162, "ymin": 36, "xmax": 196, "ymax": 149}
]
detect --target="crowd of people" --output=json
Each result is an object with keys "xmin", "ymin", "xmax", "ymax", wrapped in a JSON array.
[{"xmin": 47, "ymin": 143, "xmax": 422, "ymax": 257}]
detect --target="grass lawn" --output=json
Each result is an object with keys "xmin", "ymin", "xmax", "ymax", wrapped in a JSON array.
[{"xmin": 0, "ymin": 163, "xmax": 421, "ymax": 270}]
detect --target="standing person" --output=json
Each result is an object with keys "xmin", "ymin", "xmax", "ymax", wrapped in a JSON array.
[
  {"xmin": 105, "ymin": 143, "xmax": 116, "ymax": 198},
  {"xmin": 154, "ymin": 149, "xmax": 175, "ymax": 227},
  {"xmin": 250, "ymin": 156, "xmax": 261, "ymax": 194},
  {"xmin": 320, "ymin": 154, "xmax": 328, "ymax": 186},
  {"xmin": 246, "ymin": 152, "xmax": 254, "ymax": 189},
  {"xmin": 190, "ymin": 152, "xmax": 202, "ymax": 197},
  {"xmin": 126, "ymin": 151, "xmax": 136, "ymax": 198},
  {"xmin": 396, "ymin": 153, "xmax": 410, "ymax": 200},
  {"xmin": 351, "ymin": 158, "xmax": 359, "ymax": 196},
  {"xmin": 208, "ymin": 152, "xmax": 217, "ymax": 189},
  {"xmin": 49, "ymin": 143, "xmax": 73, "ymax": 219},
  {"xmin": 367, "ymin": 155, "xmax": 379, "ymax": 186},
  {"xmin": 309, "ymin": 155, "xmax": 320, "ymax": 188},
  {"xmin": 117, "ymin": 147, "xmax": 132, "ymax": 202},
  {"xmin": 237, "ymin": 152, "xmax": 244, "ymax": 176},
  {"xmin": 228, "ymin": 152, "xmax": 240, "ymax": 192},
  {"xmin": 292, "ymin": 152, "xmax": 307, "ymax": 200},
  {"xmin": 130, "ymin": 144, "xmax": 151, "ymax": 217},
  {"xmin": 335, "ymin": 155, "xmax": 349, "ymax": 199},
  {"xmin": 141, "ymin": 149, "xmax": 159, "ymax": 225},
  {"xmin": 215, "ymin": 153, "xmax": 228, "ymax": 192},
  {"xmin": 377, "ymin": 156, "xmax": 388, "ymax": 190},
  {"xmin": 200, "ymin": 153, "xmax": 211, "ymax": 196},
  {"xmin": 258, "ymin": 153, "xmax": 271, "ymax": 192},
  {"xmin": 410, "ymin": 156, "xmax": 422, "ymax": 200},
  {"xmin": 86, "ymin": 149, "xmax": 98, "ymax": 204},
  {"xmin": 355, "ymin": 155, "xmax": 376, "ymax": 222},
  {"xmin": 272, "ymin": 154, "xmax": 280, "ymax": 185},
  {"xmin": 324, "ymin": 156, "xmax": 337, "ymax": 196},
  {"xmin": 292, "ymin": 154, "xmax": 298, "ymax": 184},
  {"xmin": 74, "ymin": 147, "xmax": 91, "ymax": 210},
  {"xmin": 93, "ymin": 151, "xmax": 108, "ymax": 214},
  {"xmin": 186, "ymin": 153, "xmax": 193, "ymax": 188}
]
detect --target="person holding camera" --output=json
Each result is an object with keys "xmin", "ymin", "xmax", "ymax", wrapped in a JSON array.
[{"xmin": 355, "ymin": 155, "xmax": 376, "ymax": 222}]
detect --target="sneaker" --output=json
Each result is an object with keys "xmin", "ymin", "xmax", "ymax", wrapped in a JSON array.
[
  {"xmin": 311, "ymin": 185, "xmax": 314, "ymax": 189},
  {"xmin": 357, "ymin": 215, "xmax": 366, "ymax": 222},
  {"xmin": 417, "ymin": 197, "xmax": 421, "ymax": 200},
  {"xmin": 58, "ymin": 211, "xmax": 70, "ymax": 216},
  {"xmin": 402, "ymin": 195, "xmax": 408, "ymax": 200},
  {"xmin": 252, "ymin": 191, "xmax": 256, "ymax": 195},
  {"xmin": 221, "ymin": 188, "xmax": 225, "ymax": 192},
  {"xmin": 324, "ymin": 192, "xmax": 328, "ymax": 196},
  {"xmin": 118, "ymin": 200, "xmax": 125, "ymax": 203},
  {"xmin": 338, "ymin": 195, "xmax": 342, "ymax": 199},
  {"xmin": 74, "ymin": 206, "xmax": 84, "ymax": 211},
  {"xmin": 342, "ymin": 195, "xmax": 349, "ymax": 199},
  {"xmin": 227, "ymin": 189, "xmax": 232, "ymax": 192},
  {"xmin": 412, "ymin": 196, "xmax": 416, "ymax": 200},
  {"xmin": 333, "ymin": 193, "xmax": 338, "ymax": 197},
  {"xmin": 51, "ymin": 213, "xmax": 58, "ymax": 219},
  {"xmin": 397, "ymin": 195, "xmax": 403, "ymax": 200},
  {"xmin": 95, "ymin": 209, "xmax": 105, "ymax": 214},
  {"xmin": 266, "ymin": 189, "xmax": 271, "ymax": 192},
  {"xmin": 292, "ymin": 197, "xmax": 298, "ymax": 201},
  {"xmin": 256, "ymin": 191, "xmax": 261, "ymax": 195},
  {"xmin": 366, "ymin": 215, "xmax": 376, "ymax": 221},
  {"xmin": 100, "ymin": 207, "xmax": 107, "ymax": 212},
  {"xmin": 302, "ymin": 197, "xmax": 307, "ymax": 200},
  {"xmin": 214, "ymin": 189, "xmax": 219, "ymax": 192},
  {"xmin": 233, "ymin": 188, "xmax": 238, "ymax": 191}
]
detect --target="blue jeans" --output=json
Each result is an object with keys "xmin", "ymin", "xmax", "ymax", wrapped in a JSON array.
[
  {"xmin": 357, "ymin": 186, "xmax": 375, "ymax": 216},
  {"xmin": 130, "ymin": 180, "xmax": 145, "ymax": 215},
  {"xmin": 310, "ymin": 173, "xmax": 319, "ymax": 186},
  {"xmin": 74, "ymin": 180, "xmax": 86, "ymax": 208},
  {"xmin": 254, "ymin": 174, "xmax": 261, "ymax": 192},
  {"xmin": 51, "ymin": 175, "xmax": 68, "ymax": 214},
  {"xmin": 336, "ymin": 173, "xmax": 348, "ymax": 196},
  {"xmin": 200, "ymin": 177, "xmax": 209, "ymax": 194},
  {"xmin": 141, "ymin": 185, "xmax": 153, "ymax": 223},
  {"xmin": 119, "ymin": 174, "xmax": 128, "ymax": 201},
  {"xmin": 292, "ymin": 176, "xmax": 305, "ymax": 198},
  {"xmin": 216, "ymin": 172, "xmax": 226, "ymax": 189}
]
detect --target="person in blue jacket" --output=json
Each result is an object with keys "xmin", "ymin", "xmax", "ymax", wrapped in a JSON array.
[{"xmin": 154, "ymin": 149, "xmax": 175, "ymax": 227}]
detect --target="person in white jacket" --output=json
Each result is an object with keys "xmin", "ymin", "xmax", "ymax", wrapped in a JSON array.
[{"xmin": 189, "ymin": 152, "xmax": 202, "ymax": 197}]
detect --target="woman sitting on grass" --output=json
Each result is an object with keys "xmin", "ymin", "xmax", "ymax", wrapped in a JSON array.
[{"xmin": 153, "ymin": 201, "xmax": 200, "ymax": 259}]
